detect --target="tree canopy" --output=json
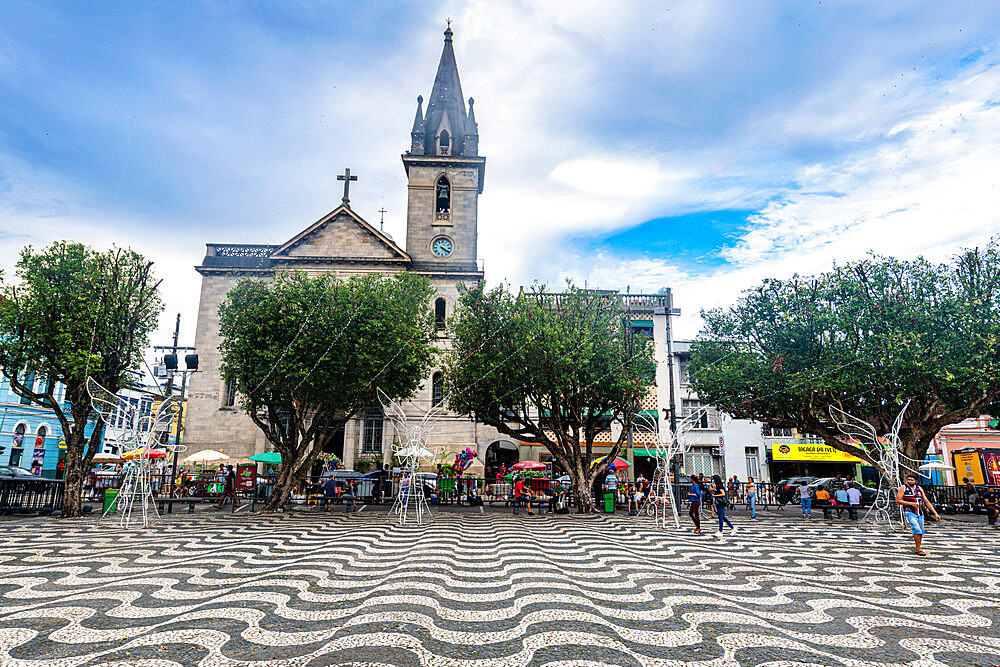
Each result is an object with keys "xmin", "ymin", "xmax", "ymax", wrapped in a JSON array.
[
  {"xmin": 0, "ymin": 242, "xmax": 162, "ymax": 516},
  {"xmin": 688, "ymin": 241, "xmax": 1000, "ymax": 473},
  {"xmin": 444, "ymin": 283, "xmax": 656, "ymax": 512},
  {"xmin": 218, "ymin": 271, "xmax": 436, "ymax": 511}
]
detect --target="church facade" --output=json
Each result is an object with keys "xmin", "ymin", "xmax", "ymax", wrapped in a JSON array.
[{"xmin": 184, "ymin": 27, "xmax": 504, "ymax": 468}]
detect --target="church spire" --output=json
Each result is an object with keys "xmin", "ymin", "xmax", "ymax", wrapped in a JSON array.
[
  {"xmin": 410, "ymin": 95, "xmax": 424, "ymax": 153},
  {"xmin": 413, "ymin": 23, "xmax": 474, "ymax": 156}
]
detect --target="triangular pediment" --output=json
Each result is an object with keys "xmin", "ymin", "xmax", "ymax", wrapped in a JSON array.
[{"xmin": 271, "ymin": 205, "xmax": 410, "ymax": 262}]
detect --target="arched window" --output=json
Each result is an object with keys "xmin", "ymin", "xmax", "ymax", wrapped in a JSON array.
[
  {"xmin": 11, "ymin": 423, "xmax": 27, "ymax": 466},
  {"xmin": 35, "ymin": 424, "xmax": 48, "ymax": 448},
  {"xmin": 435, "ymin": 297, "xmax": 446, "ymax": 331},
  {"xmin": 439, "ymin": 129, "xmax": 450, "ymax": 154},
  {"xmin": 432, "ymin": 373, "xmax": 444, "ymax": 407},
  {"xmin": 435, "ymin": 175, "xmax": 451, "ymax": 213}
]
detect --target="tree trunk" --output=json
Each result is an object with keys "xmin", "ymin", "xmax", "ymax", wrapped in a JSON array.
[
  {"xmin": 261, "ymin": 463, "xmax": 294, "ymax": 512},
  {"xmin": 61, "ymin": 456, "xmax": 85, "ymax": 517},
  {"xmin": 568, "ymin": 456, "xmax": 595, "ymax": 513}
]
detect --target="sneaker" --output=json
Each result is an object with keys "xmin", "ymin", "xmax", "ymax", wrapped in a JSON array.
[
  {"xmin": 716, "ymin": 531, "xmax": 724, "ymax": 538},
  {"xmin": 731, "ymin": 527, "xmax": 739, "ymax": 535}
]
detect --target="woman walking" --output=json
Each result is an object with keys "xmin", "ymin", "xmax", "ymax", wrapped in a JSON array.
[
  {"xmin": 711, "ymin": 475, "xmax": 737, "ymax": 537},
  {"xmin": 687, "ymin": 475, "xmax": 702, "ymax": 534},
  {"xmin": 746, "ymin": 477, "xmax": 757, "ymax": 520}
]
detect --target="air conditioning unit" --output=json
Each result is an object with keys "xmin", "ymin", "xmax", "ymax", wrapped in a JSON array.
[
  {"xmin": 711, "ymin": 447, "xmax": 721, "ymax": 457},
  {"xmin": 153, "ymin": 364, "xmax": 168, "ymax": 378}
]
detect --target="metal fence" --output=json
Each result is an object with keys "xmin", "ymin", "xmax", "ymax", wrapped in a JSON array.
[{"xmin": 0, "ymin": 478, "xmax": 65, "ymax": 515}]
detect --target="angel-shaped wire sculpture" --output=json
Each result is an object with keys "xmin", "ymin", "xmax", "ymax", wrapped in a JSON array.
[
  {"xmin": 87, "ymin": 378, "xmax": 181, "ymax": 529},
  {"xmin": 828, "ymin": 400, "xmax": 918, "ymax": 529},
  {"xmin": 634, "ymin": 407, "xmax": 707, "ymax": 529},
  {"xmin": 378, "ymin": 388, "xmax": 444, "ymax": 526}
]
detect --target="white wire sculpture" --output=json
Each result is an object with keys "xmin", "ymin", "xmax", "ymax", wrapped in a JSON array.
[
  {"xmin": 379, "ymin": 389, "xmax": 444, "ymax": 526},
  {"xmin": 829, "ymin": 400, "xmax": 918, "ymax": 529},
  {"xmin": 634, "ymin": 408, "xmax": 707, "ymax": 529},
  {"xmin": 87, "ymin": 378, "xmax": 182, "ymax": 529}
]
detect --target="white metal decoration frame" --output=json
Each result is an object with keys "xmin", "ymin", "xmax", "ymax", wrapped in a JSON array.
[
  {"xmin": 828, "ymin": 400, "xmax": 919, "ymax": 529},
  {"xmin": 379, "ymin": 389, "xmax": 443, "ymax": 526},
  {"xmin": 634, "ymin": 408, "xmax": 707, "ymax": 529},
  {"xmin": 88, "ymin": 378, "xmax": 182, "ymax": 529}
]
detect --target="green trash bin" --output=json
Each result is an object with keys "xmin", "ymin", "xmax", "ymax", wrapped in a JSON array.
[
  {"xmin": 604, "ymin": 492, "xmax": 615, "ymax": 513},
  {"xmin": 103, "ymin": 488, "xmax": 119, "ymax": 514}
]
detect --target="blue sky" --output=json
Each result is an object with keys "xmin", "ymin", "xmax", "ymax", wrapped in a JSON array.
[{"xmin": 2, "ymin": 1, "xmax": 999, "ymax": 340}]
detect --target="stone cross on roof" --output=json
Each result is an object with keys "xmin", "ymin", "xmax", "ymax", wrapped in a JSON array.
[{"xmin": 337, "ymin": 168, "xmax": 358, "ymax": 206}]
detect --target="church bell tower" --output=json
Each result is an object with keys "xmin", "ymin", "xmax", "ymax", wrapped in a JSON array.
[{"xmin": 403, "ymin": 25, "xmax": 485, "ymax": 269}]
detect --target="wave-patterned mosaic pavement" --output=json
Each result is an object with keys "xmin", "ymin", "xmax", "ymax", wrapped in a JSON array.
[{"xmin": 0, "ymin": 511, "xmax": 997, "ymax": 666}]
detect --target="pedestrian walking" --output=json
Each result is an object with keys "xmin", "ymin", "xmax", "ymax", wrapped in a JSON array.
[
  {"xmin": 216, "ymin": 464, "xmax": 240, "ymax": 510},
  {"xmin": 711, "ymin": 475, "xmax": 736, "ymax": 537},
  {"xmin": 797, "ymin": 479, "xmax": 812, "ymax": 519},
  {"xmin": 896, "ymin": 473, "xmax": 940, "ymax": 555},
  {"xmin": 687, "ymin": 475, "xmax": 702, "ymax": 534},
  {"xmin": 321, "ymin": 476, "xmax": 338, "ymax": 511},
  {"xmin": 746, "ymin": 477, "xmax": 757, "ymax": 519}
]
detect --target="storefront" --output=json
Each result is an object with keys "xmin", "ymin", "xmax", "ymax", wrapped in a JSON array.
[{"xmin": 768, "ymin": 441, "xmax": 867, "ymax": 480}]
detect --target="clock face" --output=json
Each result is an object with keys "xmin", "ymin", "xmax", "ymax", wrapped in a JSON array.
[{"xmin": 432, "ymin": 237, "xmax": 453, "ymax": 257}]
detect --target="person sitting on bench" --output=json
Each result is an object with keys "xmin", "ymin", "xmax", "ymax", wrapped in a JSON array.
[{"xmin": 513, "ymin": 475, "xmax": 535, "ymax": 515}]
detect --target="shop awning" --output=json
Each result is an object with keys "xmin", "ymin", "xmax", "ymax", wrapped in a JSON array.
[{"xmin": 633, "ymin": 448, "xmax": 655, "ymax": 457}]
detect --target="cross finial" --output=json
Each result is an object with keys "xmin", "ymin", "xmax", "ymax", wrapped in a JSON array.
[
  {"xmin": 378, "ymin": 207, "xmax": 387, "ymax": 230},
  {"xmin": 337, "ymin": 168, "xmax": 358, "ymax": 206},
  {"xmin": 447, "ymin": 17, "xmax": 452, "ymax": 28}
]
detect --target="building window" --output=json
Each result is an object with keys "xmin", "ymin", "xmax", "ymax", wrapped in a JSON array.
[
  {"xmin": 745, "ymin": 447, "xmax": 760, "ymax": 478},
  {"xmin": 686, "ymin": 446, "xmax": 725, "ymax": 478},
  {"xmin": 761, "ymin": 424, "xmax": 793, "ymax": 437},
  {"xmin": 20, "ymin": 372, "xmax": 34, "ymax": 405},
  {"xmin": 432, "ymin": 373, "xmax": 445, "ymax": 407},
  {"xmin": 362, "ymin": 410, "xmax": 383, "ymax": 454},
  {"xmin": 224, "ymin": 378, "xmax": 237, "ymax": 407},
  {"xmin": 10, "ymin": 423, "xmax": 27, "ymax": 467},
  {"xmin": 438, "ymin": 129, "xmax": 450, "ymax": 155},
  {"xmin": 435, "ymin": 175, "xmax": 451, "ymax": 213},
  {"xmin": 435, "ymin": 298, "xmax": 447, "ymax": 331},
  {"xmin": 683, "ymin": 399, "xmax": 711, "ymax": 429}
]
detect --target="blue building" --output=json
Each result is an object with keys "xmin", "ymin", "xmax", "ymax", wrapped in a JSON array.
[{"xmin": 0, "ymin": 374, "xmax": 102, "ymax": 479}]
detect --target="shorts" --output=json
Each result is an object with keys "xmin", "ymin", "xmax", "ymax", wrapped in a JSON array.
[
  {"xmin": 904, "ymin": 511, "xmax": 925, "ymax": 535},
  {"xmin": 633, "ymin": 492, "xmax": 645, "ymax": 502}
]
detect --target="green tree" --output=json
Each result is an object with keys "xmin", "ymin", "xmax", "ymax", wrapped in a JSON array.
[
  {"xmin": 689, "ymin": 242, "xmax": 1000, "ymax": 478},
  {"xmin": 444, "ymin": 284, "xmax": 655, "ymax": 513},
  {"xmin": 218, "ymin": 271, "xmax": 435, "ymax": 511},
  {"xmin": 0, "ymin": 242, "xmax": 163, "ymax": 517}
]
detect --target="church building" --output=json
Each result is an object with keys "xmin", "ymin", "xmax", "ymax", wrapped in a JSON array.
[{"xmin": 184, "ymin": 26, "xmax": 505, "ymax": 469}]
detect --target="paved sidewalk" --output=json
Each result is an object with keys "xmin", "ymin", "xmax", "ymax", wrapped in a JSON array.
[{"xmin": 0, "ymin": 511, "xmax": 996, "ymax": 666}]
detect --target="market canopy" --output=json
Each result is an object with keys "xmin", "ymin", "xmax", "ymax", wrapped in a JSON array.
[
  {"xmin": 183, "ymin": 449, "xmax": 229, "ymax": 463},
  {"xmin": 249, "ymin": 452, "xmax": 281, "ymax": 464}
]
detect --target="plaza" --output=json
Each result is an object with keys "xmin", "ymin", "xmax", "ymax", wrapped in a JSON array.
[{"xmin": 0, "ymin": 509, "xmax": 997, "ymax": 666}]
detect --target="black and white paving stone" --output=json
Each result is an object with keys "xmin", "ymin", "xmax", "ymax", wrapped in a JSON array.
[{"xmin": 0, "ymin": 510, "xmax": 997, "ymax": 666}]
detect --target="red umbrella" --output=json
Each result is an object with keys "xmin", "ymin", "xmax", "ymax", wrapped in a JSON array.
[{"xmin": 511, "ymin": 461, "xmax": 548, "ymax": 471}]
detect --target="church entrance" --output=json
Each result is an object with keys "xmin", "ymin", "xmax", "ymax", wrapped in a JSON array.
[{"xmin": 485, "ymin": 440, "xmax": 518, "ymax": 479}]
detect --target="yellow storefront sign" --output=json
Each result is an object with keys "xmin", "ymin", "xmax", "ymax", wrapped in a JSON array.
[{"xmin": 771, "ymin": 442, "xmax": 864, "ymax": 463}]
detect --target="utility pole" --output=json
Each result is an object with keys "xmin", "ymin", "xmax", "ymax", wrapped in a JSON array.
[
  {"xmin": 153, "ymin": 314, "xmax": 197, "ymax": 513},
  {"xmin": 656, "ymin": 290, "xmax": 681, "ymax": 504}
]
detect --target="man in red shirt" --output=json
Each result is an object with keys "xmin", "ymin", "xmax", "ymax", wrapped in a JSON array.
[{"xmin": 513, "ymin": 476, "xmax": 534, "ymax": 515}]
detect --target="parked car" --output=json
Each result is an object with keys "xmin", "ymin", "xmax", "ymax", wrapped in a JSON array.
[
  {"xmin": 808, "ymin": 477, "xmax": 876, "ymax": 505},
  {"xmin": 0, "ymin": 465, "xmax": 40, "ymax": 480},
  {"xmin": 775, "ymin": 476, "xmax": 816, "ymax": 504}
]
